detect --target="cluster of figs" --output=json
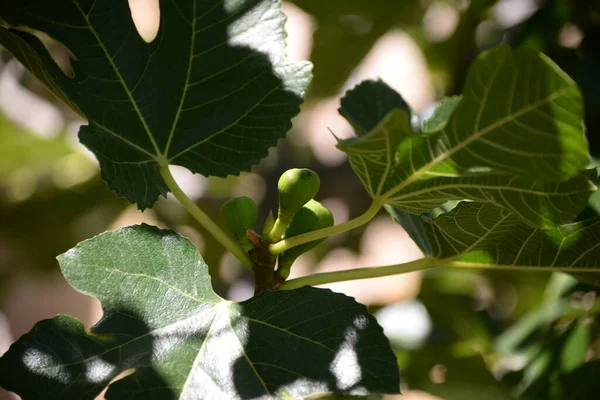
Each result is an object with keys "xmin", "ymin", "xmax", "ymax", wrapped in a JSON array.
[{"xmin": 219, "ymin": 168, "xmax": 333, "ymax": 281}]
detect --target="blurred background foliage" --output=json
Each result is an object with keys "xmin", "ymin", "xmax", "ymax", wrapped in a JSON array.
[{"xmin": 2, "ymin": 0, "xmax": 600, "ymax": 399}]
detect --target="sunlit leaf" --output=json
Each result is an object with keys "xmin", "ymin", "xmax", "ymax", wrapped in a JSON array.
[
  {"xmin": 0, "ymin": 225, "xmax": 399, "ymax": 399},
  {"xmin": 0, "ymin": 0, "xmax": 311, "ymax": 209},
  {"xmin": 337, "ymin": 45, "xmax": 593, "ymax": 228}
]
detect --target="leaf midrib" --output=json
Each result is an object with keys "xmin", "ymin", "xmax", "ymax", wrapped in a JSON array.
[
  {"xmin": 179, "ymin": 303, "xmax": 227, "ymax": 398},
  {"xmin": 164, "ymin": 0, "xmax": 200, "ymax": 157},
  {"xmin": 76, "ymin": 264, "xmax": 219, "ymax": 304},
  {"xmin": 65, "ymin": 0, "xmax": 296, "ymax": 170},
  {"xmin": 226, "ymin": 313, "xmax": 271, "ymax": 397}
]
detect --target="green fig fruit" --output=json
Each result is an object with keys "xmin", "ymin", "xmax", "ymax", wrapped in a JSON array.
[
  {"xmin": 278, "ymin": 168, "xmax": 320, "ymax": 218},
  {"xmin": 276, "ymin": 199, "xmax": 333, "ymax": 280},
  {"xmin": 268, "ymin": 168, "xmax": 321, "ymax": 241},
  {"xmin": 219, "ymin": 196, "xmax": 258, "ymax": 251}
]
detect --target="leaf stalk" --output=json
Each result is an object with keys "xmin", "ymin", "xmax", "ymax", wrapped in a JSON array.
[
  {"xmin": 279, "ymin": 257, "xmax": 600, "ymax": 289},
  {"xmin": 159, "ymin": 165, "xmax": 253, "ymax": 269},
  {"xmin": 279, "ymin": 256, "xmax": 438, "ymax": 290}
]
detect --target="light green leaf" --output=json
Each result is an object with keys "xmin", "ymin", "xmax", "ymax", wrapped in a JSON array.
[
  {"xmin": 337, "ymin": 45, "xmax": 593, "ymax": 228},
  {"xmin": 0, "ymin": 0, "xmax": 311, "ymax": 209},
  {"xmin": 424, "ymin": 202, "xmax": 600, "ymax": 270},
  {"xmin": 0, "ymin": 225, "xmax": 399, "ymax": 399},
  {"xmin": 421, "ymin": 95, "xmax": 461, "ymax": 132}
]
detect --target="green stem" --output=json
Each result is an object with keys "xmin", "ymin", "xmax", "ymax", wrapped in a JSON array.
[
  {"xmin": 160, "ymin": 165, "xmax": 252, "ymax": 269},
  {"xmin": 269, "ymin": 200, "xmax": 383, "ymax": 255},
  {"xmin": 280, "ymin": 254, "xmax": 600, "ymax": 291},
  {"xmin": 267, "ymin": 214, "xmax": 291, "ymax": 242},
  {"xmin": 279, "ymin": 256, "xmax": 438, "ymax": 290}
]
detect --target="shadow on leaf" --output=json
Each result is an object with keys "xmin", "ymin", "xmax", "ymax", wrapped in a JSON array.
[
  {"xmin": 230, "ymin": 287, "xmax": 400, "ymax": 399},
  {"xmin": 0, "ymin": 0, "xmax": 310, "ymax": 209},
  {"xmin": 0, "ymin": 306, "xmax": 174, "ymax": 399}
]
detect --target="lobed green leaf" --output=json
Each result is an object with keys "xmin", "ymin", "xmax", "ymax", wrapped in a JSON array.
[
  {"xmin": 337, "ymin": 45, "xmax": 594, "ymax": 229},
  {"xmin": 0, "ymin": 225, "xmax": 399, "ymax": 399},
  {"xmin": 0, "ymin": 0, "xmax": 312, "ymax": 209}
]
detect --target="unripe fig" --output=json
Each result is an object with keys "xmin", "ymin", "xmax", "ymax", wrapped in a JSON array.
[
  {"xmin": 219, "ymin": 196, "xmax": 258, "ymax": 252},
  {"xmin": 276, "ymin": 199, "xmax": 334, "ymax": 280},
  {"xmin": 277, "ymin": 168, "xmax": 320, "ymax": 218},
  {"xmin": 268, "ymin": 168, "xmax": 321, "ymax": 241}
]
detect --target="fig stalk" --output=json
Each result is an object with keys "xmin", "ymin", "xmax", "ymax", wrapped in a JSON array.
[{"xmin": 276, "ymin": 199, "xmax": 334, "ymax": 280}]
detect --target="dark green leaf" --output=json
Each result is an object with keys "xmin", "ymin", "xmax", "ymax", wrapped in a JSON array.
[
  {"xmin": 0, "ymin": 225, "xmax": 399, "ymax": 399},
  {"xmin": 0, "ymin": 0, "xmax": 311, "ymax": 209},
  {"xmin": 338, "ymin": 79, "xmax": 413, "ymax": 134}
]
